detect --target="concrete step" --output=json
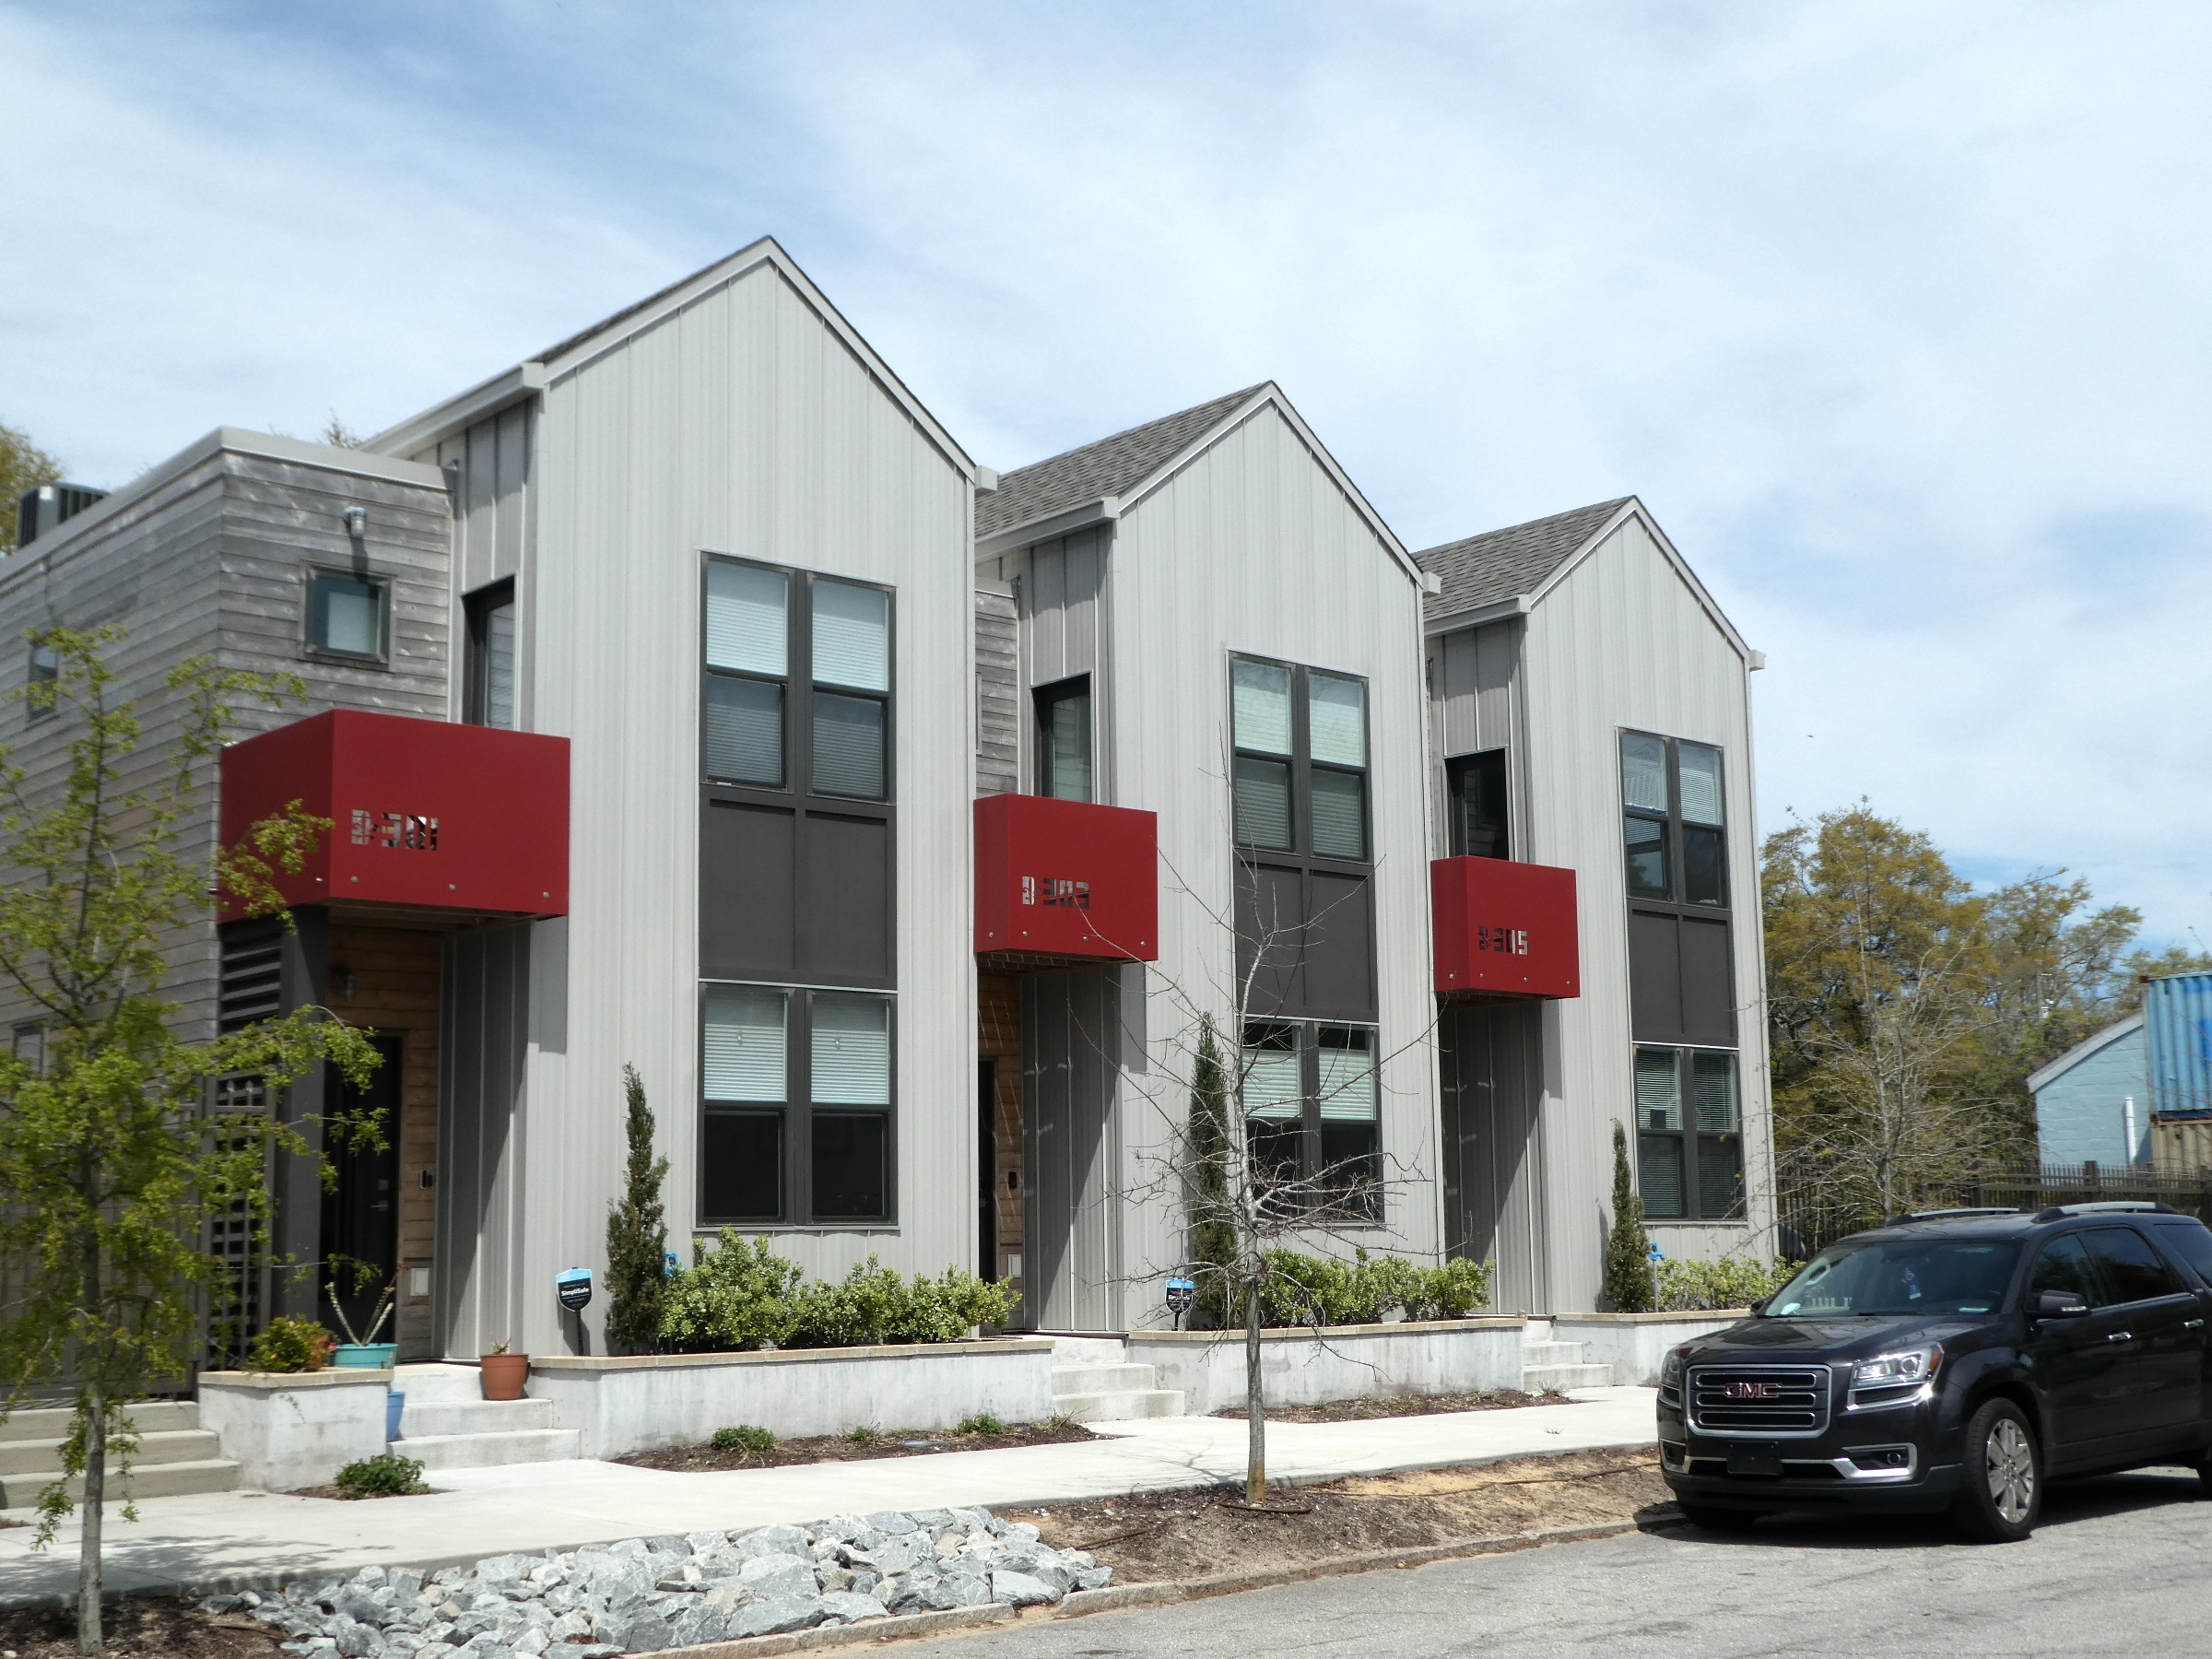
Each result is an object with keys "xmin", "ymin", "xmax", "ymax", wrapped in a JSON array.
[
  {"xmin": 391, "ymin": 1362, "xmax": 490, "ymax": 1406},
  {"xmin": 392, "ymin": 1428, "xmax": 582, "ymax": 1472},
  {"xmin": 1048, "ymin": 1363, "xmax": 1161, "ymax": 1397},
  {"xmin": 397, "ymin": 1397, "xmax": 557, "ymax": 1438},
  {"xmin": 1053, "ymin": 1388, "xmax": 1186, "ymax": 1421},
  {"xmin": 0, "ymin": 1458, "xmax": 239, "ymax": 1509},
  {"xmin": 0, "ymin": 1429, "xmax": 225, "ymax": 1478},
  {"xmin": 0, "ymin": 1401, "xmax": 199, "ymax": 1443},
  {"xmin": 1042, "ymin": 1336, "xmax": 1129, "ymax": 1368},
  {"xmin": 1522, "ymin": 1340, "xmax": 1588, "ymax": 1367},
  {"xmin": 1524, "ymin": 1363, "xmax": 1615, "ymax": 1392}
]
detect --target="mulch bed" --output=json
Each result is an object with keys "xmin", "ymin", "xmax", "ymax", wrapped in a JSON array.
[
  {"xmin": 617, "ymin": 1418, "xmax": 1102, "ymax": 1472},
  {"xmin": 284, "ymin": 1482, "xmax": 441, "ymax": 1500},
  {"xmin": 1010, "ymin": 1449, "xmax": 1670, "ymax": 1583},
  {"xmin": 0, "ymin": 1598, "xmax": 284, "ymax": 1659},
  {"xmin": 1211, "ymin": 1388, "xmax": 1570, "ymax": 1424}
]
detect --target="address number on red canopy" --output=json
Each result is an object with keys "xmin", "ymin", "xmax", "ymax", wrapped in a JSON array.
[
  {"xmin": 1021, "ymin": 876, "xmax": 1090, "ymax": 911},
  {"xmin": 1475, "ymin": 924, "xmax": 1530, "ymax": 956}
]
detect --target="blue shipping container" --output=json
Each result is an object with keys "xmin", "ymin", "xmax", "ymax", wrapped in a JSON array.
[{"xmin": 2145, "ymin": 971, "xmax": 2212, "ymax": 1120}]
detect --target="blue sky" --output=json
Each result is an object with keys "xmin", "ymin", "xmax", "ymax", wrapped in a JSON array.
[{"xmin": 6, "ymin": 0, "xmax": 2210, "ymax": 948}]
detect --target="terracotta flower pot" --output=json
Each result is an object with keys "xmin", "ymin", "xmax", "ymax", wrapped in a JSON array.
[{"xmin": 480, "ymin": 1353, "xmax": 530, "ymax": 1400}]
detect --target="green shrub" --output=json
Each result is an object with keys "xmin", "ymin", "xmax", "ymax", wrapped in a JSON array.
[
  {"xmin": 1253, "ymin": 1248, "xmax": 1493, "ymax": 1327},
  {"xmin": 847, "ymin": 1425, "xmax": 878, "ymax": 1444},
  {"xmin": 959, "ymin": 1413, "xmax": 1006, "ymax": 1435},
  {"xmin": 660, "ymin": 1241, "xmax": 1019, "ymax": 1354},
  {"xmin": 1603, "ymin": 1122, "xmax": 1654, "ymax": 1312},
  {"xmin": 245, "ymin": 1315, "xmax": 334, "ymax": 1373},
  {"xmin": 1653, "ymin": 1257, "xmax": 1793, "ymax": 1312},
  {"xmin": 335, "ymin": 1451, "xmax": 426, "ymax": 1498},
  {"xmin": 710, "ymin": 1424, "xmax": 776, "ymax": 1453},
  {"xmin": 1409, "ymin": 1256, "xmax": 1494, "ymax": 1320},
  {"xmin": 605, "ymin": 1065, "xmax": 671, "ymax": 1355}
]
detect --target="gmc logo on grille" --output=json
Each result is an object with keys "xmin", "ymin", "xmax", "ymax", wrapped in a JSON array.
[{"xmin": 1722, "ymin": 1382, "xmax": 1779, "ymax": 1400}]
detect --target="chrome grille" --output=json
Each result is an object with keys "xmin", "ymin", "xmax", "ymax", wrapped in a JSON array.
[{"xmin": 1688, "ymin": 1365, "xmax": 1831, "ymax": 1435}]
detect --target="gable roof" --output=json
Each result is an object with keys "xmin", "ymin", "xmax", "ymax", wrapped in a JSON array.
[
  {"xmin": 367, "ymin": 238, "xmax": 974, "ymax": 478},
  {"xmin": 1416, "ymin": 498, "xmax": 1632, "ymax": 616},
  {"xmin": 977, "ymin": 386, "xmax": 1265, "ymax": 537},
  {"xmin": 2028, "ymin": 1011, "xmax": 2146, "ymax": 1097}
]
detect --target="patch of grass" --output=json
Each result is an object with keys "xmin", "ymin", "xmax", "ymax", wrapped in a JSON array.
[
  {"xmin": 711, "ymin": 1424, "xmax": 777, "ymax": 1453},
  {"xmin": 846, "ymin": 1424, "xmax": 878, "ymax": 1445},
  {"xmin": 334, "ymin": 1451, "xmax": 427, "ymax": 1499},
  {"xmin": 1043, "ymin": 1412, "xmax": 1080, "ymax": 1431},
  {"xmin": 958, "ymin": 1413, "xmax": 1006, "ymax": 1435}
]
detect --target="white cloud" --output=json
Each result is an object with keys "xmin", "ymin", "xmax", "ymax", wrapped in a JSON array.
[{"xmin": 6, "ymin": 0, "xmax": 2209, "ymax": 944}]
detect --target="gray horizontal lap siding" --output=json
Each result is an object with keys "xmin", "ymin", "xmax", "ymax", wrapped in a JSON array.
[{"xmin": 976, "ymin": 591, "xmax": 1018, "ymax": 797}]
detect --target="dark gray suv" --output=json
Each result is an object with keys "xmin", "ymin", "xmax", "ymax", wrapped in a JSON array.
[{"xmin": 1657, "ymin": 1201, "xmax": 2212, "ymax": 1541}]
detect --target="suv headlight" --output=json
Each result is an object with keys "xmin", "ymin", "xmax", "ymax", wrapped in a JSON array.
[
  {"xmin": 1660, "ymin": 1348, "xmax": 1686, "ymax": 1391},
  {"xmin": 1852, "ymin": 1345, "xmax": 1942, "ymax": 1388}
]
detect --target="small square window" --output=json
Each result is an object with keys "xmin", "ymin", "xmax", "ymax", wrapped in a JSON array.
[{"xmin": 309, "ymin": 571, "xmax": 389, "ymax": 660}]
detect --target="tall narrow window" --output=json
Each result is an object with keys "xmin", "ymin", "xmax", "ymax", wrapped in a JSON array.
[
  {"xmin": 811, "ymin": 579, "xmax": 889, "ymax": 800},
  {"xmin": 1034, "ymin": 677, "xmax": 1093, "ymax": 801},
  {"xmin": 811, "ymin": 993, "xmax": 891, "ymax": 1221},
  {"xmin": 701, "ymin": 985, "xmax": 787, "ymax": 1222},
  {"xmin": 704, "ymin": 560, "xmax": 789, "ymax": 787},
  {"xmin": 1231, "ymin": 659, "xmax": 1294, "ymax": 850},
  {"xmin": 1230, "ymin": 655, "xmax": 1369, "ymax": 862},
  {"xmin": 1240, "ymin": 1020, "xmax": 1382, "ymax": 1222},
  {"xmin": 1633, "ymin": 1045, "xmax": 1742, "ymax": 1219},
  {"xmin": 1445, "ymin": 749, "xmax": 1509, "ymax": 859},
  {"xmin": 464, "ymin": 581, "xmax": 516, "ymax": 728},
  {"xmin": 1308, "ymin": 671, "xmax": 1368, "ymax": 861},
  {"xmin": 1619, "ymin": 732, "xmax": 1726, "ymax": 909},
  {"xmin": 26, "ymin": 641, "xmax": 56, "ymax": 722},
  {"xmin": 308, "ymin": 570, "xmax": 388, "ymax": 660}
]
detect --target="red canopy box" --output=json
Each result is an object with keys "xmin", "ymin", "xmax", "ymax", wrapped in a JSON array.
[
  {"xmin": 219, "ymin": 710, "xmax": 570, "ymax": 917},
  {"xmin": 1431, "ymin": 856, "xmax": 1579, "ymax": 998},
  {"xmin": 974, "ymin": 794, "xmax": 1158, "ymax": 961}
]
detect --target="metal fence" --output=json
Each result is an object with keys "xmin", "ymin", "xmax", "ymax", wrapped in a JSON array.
[{"xmin": 1778, "ymin": 1162, "xmax": 2212, "ymax": 1255}]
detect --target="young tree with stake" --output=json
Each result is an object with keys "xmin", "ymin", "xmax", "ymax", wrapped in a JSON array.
[{"xmin": 0, "ymin": 629, "xmax": 381, "ymax": 1652}]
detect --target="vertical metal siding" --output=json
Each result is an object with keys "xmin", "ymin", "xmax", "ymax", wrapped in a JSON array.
[
  {"xmin": 436, "ymin": 922, "xmax": 533, "ymax": 1359},
  {"xmin": 1517, "ymin": 515, "xmax": 1773, "ymax": 1306},
  {"xmin": 1022, "ymin": 967, "xmax": 1124, "ymax": 1330},
  {"xmin": 2147, "ymin": 973, "xmax": 2212, "ymax": 1118},
  {"xmin": 1103, "ymin": 405, "xmax": 1441, "ymax": 1313},
  {"xmin": 524, "ymin": 260, "xmax": 973, "ymax": 1344}
]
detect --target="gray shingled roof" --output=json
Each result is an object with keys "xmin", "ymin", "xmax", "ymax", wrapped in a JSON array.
[
  {"xmin": 977, "ymin": 385, "xmax": 1267, "ymax": 538},
  {"xmin": 1416, "ymin": 498, "xmax": 1633, "ymax": 617}
]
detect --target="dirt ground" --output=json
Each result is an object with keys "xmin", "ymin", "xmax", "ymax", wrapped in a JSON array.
[
  {"xmin": 1007, "ymin": 1449, "xmax": 1670, "ymax": 1584},
  {"xmin": 618, "ymin": 1418, "xmax": 1102, "ymax": 1472},
  {"xmin": 1212, "ymin": 1388, "xmax": 1570, "ymax": 1424},
  {"xmin": 0, "ymin": 1600, "xmax": 282, "ymax": 1659}
]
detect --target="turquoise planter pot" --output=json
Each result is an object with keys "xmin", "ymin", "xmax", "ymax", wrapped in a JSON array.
[{"xmin": 334, "ymin": 1343, "xmax": 397, "ymax": 1369}]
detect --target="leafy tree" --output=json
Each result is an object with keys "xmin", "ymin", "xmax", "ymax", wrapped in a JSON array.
[
  {"xmin": 1, "ymin": 419, "xmax": 65, "ymax": 553},
  {"xmin": 1603, "ymin": 1123, "xmax": 1653, "ymax": 1312},
  {"xmin": 604, "ymin": 1065, "xmax": 668, "ymax": 1354},
  {"xmin": 0, "ymin": 629, "xmax": 379, "ymax": 1652}
]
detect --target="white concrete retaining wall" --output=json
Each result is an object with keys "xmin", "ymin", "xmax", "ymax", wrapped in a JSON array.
[
  {"xmin": 1125, "ymin": 1319, "xmax": 1526, "ymax": 1415},
  {"xmin": 1550, "ymin": 1312, "xmax": 1752, "ymax": 1385},
  {"xmin": 197, "ymin": 1369, "xmax": 390, "ymax": 1491},
  {"xmin": 529, "ymin": 1339, "xmax": 1058, "ymax": 1458}
]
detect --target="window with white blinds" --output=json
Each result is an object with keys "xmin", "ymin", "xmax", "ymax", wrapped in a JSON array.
[
  {"xmin": 1243, "ymin": 1030, "xmax": 1303, "ymax": 1120},
  {"xmin": 1634, "ymin": 1045, "xmax": 1741, "ymax": 1221},
  {"xmin": 1238, "ymin": 1019, "xmax": 1382, "ymax": 1219},
  {"xmin": 1317, "ymin": 1028, "xmax": 1377, "ymax": 1122},
  {"xmin": 1231, "ymin": 653, "xmax": 1369, "ymax": 864},
  {"xmin": 812, "ymin": 994, "xmax": 890, "ymax": 1104},
  {"xmin": 707, "ymin": 562, "xmax": 788, "ymax": 675},
  {"xmin": 702, "ymin": 986, "xmax": 786, "ymax": 1101},
  {"xmin": 812, "ymin": 580, "xmax": 889, "ymax": 691}
]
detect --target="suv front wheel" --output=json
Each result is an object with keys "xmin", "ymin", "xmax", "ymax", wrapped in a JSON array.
[{"xmin": 1952, "ymin": 1398, "xmax": 2041, "ymax": 1543}]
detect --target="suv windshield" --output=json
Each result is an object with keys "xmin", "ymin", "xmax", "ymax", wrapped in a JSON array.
[{"xmin": 1767, "ymin": 1237, "xmax": 2021, "ymax": 1318}]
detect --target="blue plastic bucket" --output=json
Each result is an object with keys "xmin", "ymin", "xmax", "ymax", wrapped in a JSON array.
[{"xmin": 386, "ymin": 1390, "xmax": 406, "ymax": 1442}]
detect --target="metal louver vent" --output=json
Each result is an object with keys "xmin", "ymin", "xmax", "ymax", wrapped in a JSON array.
[{"xmin": 218, "ymin": 932, "xmax": 284, "ymax": 1033}]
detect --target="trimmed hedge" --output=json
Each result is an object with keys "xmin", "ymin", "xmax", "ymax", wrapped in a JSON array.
[
  {"xmin": 1653, "ymin": 1256, "xmax": 1794, "ymax": 1312},
  {"xmin": 1254, "ymin": 1248, "xmax": 1493, "ymax": 1327},
  {"xmin": 659, "ymin": 1232, "xmax": 1019, "ymax": 1354}
]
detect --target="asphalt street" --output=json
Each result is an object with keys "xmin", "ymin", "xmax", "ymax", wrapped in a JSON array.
[{"xmin": 916, "ymin": 1467, "xmax": 2212, "ymax": 1657}]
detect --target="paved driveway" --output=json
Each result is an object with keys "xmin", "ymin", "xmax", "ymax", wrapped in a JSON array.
[{"xmin": 919, "ymin": 1467, "xmax": 2212, "ymax": 1658}]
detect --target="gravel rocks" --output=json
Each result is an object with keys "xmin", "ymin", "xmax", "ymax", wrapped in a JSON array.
[{"xmin": 229, "ymin": 1506, "xmax": 1108, "ymax": 1655}]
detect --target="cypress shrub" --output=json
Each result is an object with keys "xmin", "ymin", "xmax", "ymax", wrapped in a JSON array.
[
  {"xmin": 604, "ymin": 1065, "xmax": 670, "ymax": 1354},
  {"xmin": 1604, "ymin": 1121, "xmax": 1654, "ymax": 1312}
]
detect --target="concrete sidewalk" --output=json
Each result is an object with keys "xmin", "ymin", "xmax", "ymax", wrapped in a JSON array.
[{"xmin": 0, "ymin": 1387, "xmax": 1657, "ymax": 1606}]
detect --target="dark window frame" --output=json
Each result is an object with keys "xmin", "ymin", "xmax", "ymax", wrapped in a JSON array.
[
  {"xmin": 463, "ymin": 579, "xmax": 517, "ymax": 728},
  {"xmin": 698, "ymin": 982, "xmax": 898, "ymax": 1229},
  {"xmin": 1619, "ymin": 730, "xmax": 1728, "ymax": 912},
  {"xmin": 303, "ymin": 565, "xmax": 394, "ymax": 665},
  {"xmin": 701, "ymin": 554, "xmax": 896, "ymax": 808},
  {"xmin": 25, "ymin": 641, "xmax": 56, "ymax": 723},
  {"xmin": 1633, "ymin": 1043, "xmax": 1744, "ymax": 1221},
  {"xmin": 1032, "ymin": 674, "xmax": 1093, "ymax": 802},
  {"xmin": 1444, "ymin": 748, "xmax": 1509, "ymax": 860},
  {"xmin": 1241, "ymin": 1018, "xmax": 1384, "ymax": 1224}
]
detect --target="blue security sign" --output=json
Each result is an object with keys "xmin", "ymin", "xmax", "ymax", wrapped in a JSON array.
[{"xmin": 557, "ymin": 1266, "xmax": 593, "ymax": 1312}]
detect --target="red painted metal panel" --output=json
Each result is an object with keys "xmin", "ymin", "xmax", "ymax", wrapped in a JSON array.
[
  {"xmin": 974, "ymin": 794, "xmax": 1158, "ymax": 961},
  {"xmin": 219, "ymin": 710, "xmax": 570, "ymax": 917},
  {"xmin": 1431, "ymin": 855, "xmax": 1579, "ymax": 998}
]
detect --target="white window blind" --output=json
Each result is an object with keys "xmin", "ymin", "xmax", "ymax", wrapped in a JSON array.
[
  {"xmin": 702, "ymin": 985, "xmax": 786, "ymax": 1101},
  {"xmin": 1232, "ymin": 659, "xmax": 1292, "ymax": 755},
  {"xmin": 1317, "ymin": 1031, "xmax": 1377, "ymax": 1122},
  {"xmin": 1620, "ymin": 733, "xmax": 1669, "ymax": 814},
  {"xmin": 706, "ymin": 562, "xmax": 788, "ymax": 676},
  {"xmin": 482, "ymin": 602, "xmax": 516, "ymax": 730},
  {"xmin": 1244, "ymin": 1045, "xmax": 1302, "ymax": 1119},
  {"xmin": 1308, "ymin": 672, "xmax": 1366, "ymax": 767},
  {"xmin": 1636, "ymin": 1047, "xmax": 1681, "ymax": 1130},
  {"xmin": 1678, "ymin": 743, "xmax": 1724, "ymax": 827},
  {"xmin": 812, "ymin": 994, "xmax": 890, "ymax": 1104},
  {"xmin": 812, "ymin": 580, "xmax": 889, "ymax": 691},
  {"xmin": 1692, "ymin": 1051, "xmax": 1739, "ymax": 1133}
]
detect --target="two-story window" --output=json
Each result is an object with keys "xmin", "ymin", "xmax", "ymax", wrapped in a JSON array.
[
  {"xmin": 1242, "ymin": 1020, "xmax": 1382, "ymax": 1219},
  {"xmin": 1619, "ymin": 731, "xmax": 1740, "ymax": 1219},
  {"xmin": 700, "ymin": 555, "xmax": 897, "ymax": 1226}
]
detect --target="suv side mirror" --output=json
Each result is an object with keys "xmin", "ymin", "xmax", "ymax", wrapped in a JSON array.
[{"xmin": 2034, "ymin": 1289, "xmax": 2090, "ymax": 1320}]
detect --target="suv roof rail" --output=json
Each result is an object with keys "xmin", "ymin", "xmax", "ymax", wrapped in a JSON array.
[
  {"xmin": 1883, "ymin": 1207, "xmax": 2023, "ymax": 1226},
  {"xmin": 2032, "ymin": 1201, "xmax": 2180, "ymax": 1221}
]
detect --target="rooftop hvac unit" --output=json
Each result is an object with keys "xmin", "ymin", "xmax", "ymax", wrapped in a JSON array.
[{"xmin": 16, "ymin": 483, "xmax": 108, "ymax": 548}]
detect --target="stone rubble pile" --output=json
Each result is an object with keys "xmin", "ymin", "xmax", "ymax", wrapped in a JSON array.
[{"xmin": 198, "ymin": 1509, "xmax": 1111, "ymax": 1658}]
